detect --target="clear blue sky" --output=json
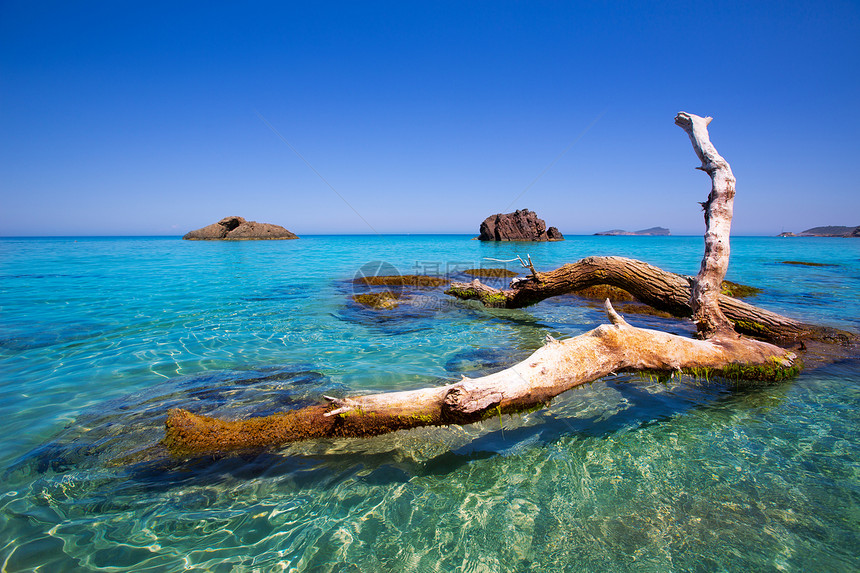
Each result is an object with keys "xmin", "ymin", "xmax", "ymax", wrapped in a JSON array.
[{"xmin": 2, "ymin": 1, "xmax": 858, "ymax": 236}]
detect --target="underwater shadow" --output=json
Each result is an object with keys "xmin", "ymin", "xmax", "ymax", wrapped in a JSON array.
[
  {"xmin": 6, "ymin": 360, "xmax": 811, "ymax": 505},
  {"xmin": 122, "ymin": 372, "xmax": 800, "ymax": 494}
]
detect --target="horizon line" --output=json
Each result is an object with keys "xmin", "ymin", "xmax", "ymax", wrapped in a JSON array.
[{"xmin": 0, "ymin": 232, "xmax": 810, "ymax": 239}]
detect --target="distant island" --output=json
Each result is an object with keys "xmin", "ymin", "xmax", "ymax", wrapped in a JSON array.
[
  {"xmin": 479, "ymin": 209, "xmax": 564, "ymax": 241},
  {"xmin": 777, "ymin": 225, "xmax": 859, "ymax": 238},
  {"xmin": 594, "ymin": 227, "xmax": 670, "ymax": 236},
  {"xmin": 183, "ymin": 216, "xmax": 299, "ymax": 240}
]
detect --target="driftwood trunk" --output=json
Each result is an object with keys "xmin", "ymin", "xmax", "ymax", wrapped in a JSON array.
[
  {"xmin": 445, "ymin": 256, "xmax": 848, "ymax": 344},
  {"xmin": 163, "ymin": 113, "xmax": 805, "ymax": 456},
  {"xmin": 164, "ymin": 302, "xmax": 798, "ymax": 454},
  {"xmin": 676, "ymin": 112, "xmax": 736, "ymax": 337}
]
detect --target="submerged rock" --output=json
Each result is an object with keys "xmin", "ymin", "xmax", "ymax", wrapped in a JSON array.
[
  {"xmin": 183, "ymin": 216, "xmax": 298, "ymax": 240},
  {"xmin": 573, "ymin": 281, "xmax": 761, "ymax": 303},
  {"xmin": 570, "ymin": 279, "xmax": 761, "ymax": 320},
  {"xmin": 352, "ymin": 292, "xmax": 401, "ymax": 310},
  {"xmin": 570, "ymin": 284, "xmax": 673, "ymax": 317},
  {"xmin": 779, "ymin": 260, "xmax": 838, "ymax": 267},
  {"xmin": 349, "ymin": 274, "xmax": 450, "ymax": 311},
  {"xmin": 463, "ymin": 268, "xmax": 520, "ymax": 278},
  {"xmin": 572, "ymin": 284, "xmax": 637, "ymax": 302},
  {"xmin": 478, "ymin": 209, "xmax": 564, "ymax": 241},
  {"xmin": 354, "ymin": 275, "xmax": 450, "ymax": 287}
]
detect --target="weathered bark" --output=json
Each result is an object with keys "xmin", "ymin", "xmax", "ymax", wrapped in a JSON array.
[
  {"xmin": 164, "ymin": 302, "xmax": 798, "ymax": 455},
  {"xmin": 445, "ymin": 256, "xmax": 850, "ymax": 344},
  {"xmin": 675, "ymin": 112, "xmax": 736, "ymax": 337},
  {"xmin": 161, "ymin": 112, "xmax": 816, "ymax": 456}
]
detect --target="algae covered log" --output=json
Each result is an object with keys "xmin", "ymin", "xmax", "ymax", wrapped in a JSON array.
[{"xmin": 164, "ymin": 301, "xmax": 799, "ymax": 455}]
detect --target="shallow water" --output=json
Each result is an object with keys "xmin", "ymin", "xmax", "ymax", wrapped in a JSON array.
[{"xmin": 0, "ymin": 235, "xmax": 858, "ymax": 571}]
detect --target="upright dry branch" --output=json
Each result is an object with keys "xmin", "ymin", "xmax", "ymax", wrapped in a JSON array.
[{"xmin": 675, "ymin": 112, "xmax": 736, "ymax": 337}]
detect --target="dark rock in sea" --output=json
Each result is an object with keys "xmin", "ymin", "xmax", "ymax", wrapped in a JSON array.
[
  {"xmin": 796, "ymin": 225, "xmax": 860, "ymax": 237},
  {"xmin": 354, "ymin": 275, "xmax": 450, "ymax": 287},
  {"xmin": 572, "ymin": 284, "xmax": 637, "ymax": 302},
  {"xmin": 779, "ymin": 260, "xmax": 839, "ymax": 267},
  {"xmin": 478, "ymin": 209, "xmax": 564, "ymax": 241},
  {"xmin": 572, "ymin": 280, "xmax": 760, "ymax": 302},
  {"xmin": 183, "ymin": 216, "xmax": 298, "ymax": 240},
  {"xmin": 463, "ymin": 268, "xmax": 520, "ymax": 278},
  {"xmin": 349, "ymin": 274, "xmax": 450, "ymax": 311},
  {"xmin": 594, "ymin": 227, "xmax": 670, "ymax": 236},
  {"xmin": 445, "ymin": 347, "xmax": 512, "ymax": 375}
]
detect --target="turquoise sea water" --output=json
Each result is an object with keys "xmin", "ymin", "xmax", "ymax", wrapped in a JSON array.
[{"xmin": 0, "ymin": 235, "xmax": 858, "ymax": 572}]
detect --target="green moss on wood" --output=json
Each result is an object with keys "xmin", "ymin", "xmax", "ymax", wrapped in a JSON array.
[
  {"xmin": 684, "ymin": 357, "xmax": 802, "ymax": 383},
  {"xmin": 482, "ymin": 293, "xmax": 509, "ymax": 307},
  {"xmin": 397, "ymin": 413, "xmax": 434, "ymax": 424},
  {"xmin": 340, "ymin": 406, "xmax": 368, "ymax": 418},
  {"xmin": 732, "ymin": 319, "xmax": 770, "ymax": 338},
  {"xmin": 444, "ymin": 285, "xmax": 478, "ymax": 299},
  {"xmin": 637, "ymin": 369, "xmax": 674, "ymax": 384},
  {"xmin": 720, "ymin": 280, "xmax": 763, "ymax": 298},
  {"xmin": 518, "ymin": 401, "xmax": 550, "ymax": 415},
  {"xmin": 443, "ymin": 285, "xmax": 511, "ymax": 307},
  {"xmin": 636, "ymin": 357, "xmax": 802, "ymax": 385}
]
